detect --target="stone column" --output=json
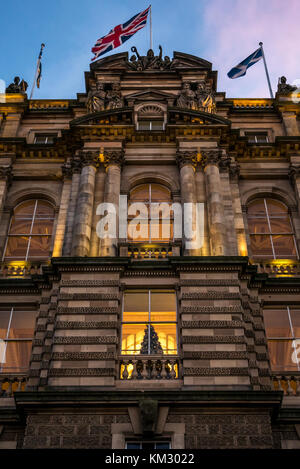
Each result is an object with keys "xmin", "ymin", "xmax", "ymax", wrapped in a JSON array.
[
  {"xmin": 71, "ymin": 151, "xmax": 98, "ymax": 257},
  {"xmin": 176, "ymin": 151, "xmax": 198, "ymax": 255},
  {"xmin": 202, "ymin": 150, "xmax": 227, "ymax": 256},
  {"xmin": 0, "ymin": 166, "xmax": 12, "ymax": 259},
  {"xmin": 229, "ymin": 163, "xmax": 248, "ymax": 256},
  {"xmin": 99, "ymin": 150, "xmax": 123, "ymax": 257},
  {"xmin": 62, "ymin": 157, "xmax": 82, "ymax": 255},
  {"xmin": 89, "ymin": 166, "xmax": 106, "ymax": 256},
  {"xmin": 52, "ymin": 162, "xmax": 72, "ymax": 257}
]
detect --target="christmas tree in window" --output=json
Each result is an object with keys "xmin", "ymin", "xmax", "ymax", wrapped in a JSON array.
[{"xmin": 140, "ymin": 325, "xmax": 163, "ymax": 354}]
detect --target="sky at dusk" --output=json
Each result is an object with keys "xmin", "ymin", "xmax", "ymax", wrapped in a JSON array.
[{"xmin": 1, "ymin": 0, "xmax": 299, "ymax": 99}]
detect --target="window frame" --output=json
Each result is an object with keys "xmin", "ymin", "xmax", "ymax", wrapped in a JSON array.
[
  {"xmin": 137, "ymin": 120, "xmax": 165, "ymax": 131},
  {"xmin": 247, "ymin": 198, "xmax": 299, "ymax": 259},
  {"xmin": 0, "ymin": 306, "xmax": 36, "ymax": 373},
  {"xmin": 121, "ymin": 289, "xmax": 178, "ymax": 356},
  {"xmin": 34, "ymin": 133, "xmax": 57, "ymax": 144},
  {"xmin": 127, "ymin": 183, "xmax": 174, "ymax": 243},
  {"xmin": 245, "ymin": 131, "xmax": 270, "ymax": 144},
  {"xmin": 3, "ymin": 199, "xmax": 55, "ymax": 261},
  {"xmin": 264, "ymin": 306, "xmax": 300, "ymax": 372}
]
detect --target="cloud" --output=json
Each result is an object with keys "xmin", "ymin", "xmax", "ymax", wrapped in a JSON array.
[{"xmin": 199, "ymin": 0, "xmax": 300, "ymax": 97}]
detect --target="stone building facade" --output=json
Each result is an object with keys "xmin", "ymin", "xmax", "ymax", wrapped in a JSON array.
[{"xmin": 0, "ymin": 48, "xmax": 300, "ymax": 449}]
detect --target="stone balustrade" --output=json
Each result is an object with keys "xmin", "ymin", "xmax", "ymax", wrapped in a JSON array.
[
  {"xmin": 255, "ymin": 260, "xmax": 300, "ymax": 276},
  {"xmin": 272, "ymin": 374, "xmax": 300, "ymax": 395},
  {"xmin": 0, "ymin": 374, "xmax": 27, "ymax": 397},
  {"xmin": 0, "ymin": 261, "xmax": 45, "ymax": 278},
  {"xmin": 120, "ymin": 356, "xmax": 179, "ymax": 380},
  {"xmin": 120, "ymin": 243, "xmax": 180, "ymax": 259}
]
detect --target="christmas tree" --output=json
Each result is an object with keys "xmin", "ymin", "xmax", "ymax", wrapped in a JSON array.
[{"xmin": 140, "ymin": 325, "xmax": 163, "ymax": 354}]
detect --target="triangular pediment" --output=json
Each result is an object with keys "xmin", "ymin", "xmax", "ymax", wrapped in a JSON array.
[
  {"xmin": 90, "ymin": 52, "xmax": 129, "ymax": 71},
  {"xmin": 172, "ymin": 52, "xmax": 213, "ymax": 70},
  {"xmin": 125, "ymin": 89, "xmax": 175, "ymax": 104}
]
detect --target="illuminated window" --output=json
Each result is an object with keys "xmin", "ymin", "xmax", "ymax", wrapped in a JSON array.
[
  {"xmin": 121, "ymin": 290, "xmax": 177, "ymax": 355},
  {"xmin": 247, "ymin": 198, "xmax": 298, "ymax": 259},
  {"xmin": 0, "ymin": 307, "xmax": 37, "ymax": 372},
  {"xmin": 34, "ymin": 134, "xmax": 57, "ymax": 144},
  {"xmin": 245, "ymin": 132, "xmax": 269, "ymax": 143},
  {"xmin": 264, "ymin": 307, "xmax": 300, "ymax": 372},
  {"xmin": 126, "ymin": 441, "xmax": 171, "ymax": 449},
  {"xmin": 3, "ymin": 199, "xmax": 55, "ymax": 261},
  {"xmin": 128, "ymin": 183, "xmax": 173, "ymax": 242}
]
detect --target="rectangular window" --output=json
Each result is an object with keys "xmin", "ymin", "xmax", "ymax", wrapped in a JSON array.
[
  {"xmin": 137, "ymin": 121, "xmax": 164, "ymax": 131},
  {"xmin": 263, "ymin": 307, "xmax": 300, "ymax": 372},
  {"xmin": 0, "ymin": 307, "xmax": 37, "ymax": 372},
  {"xmin": 245, "ymin": 131, "xmax": 269, "ymax": 143},
  {"xmin": 34, "ymin": 134, "xmax": 57, "ymax": 144},
  {"xmin": 126, "ymin": 441, "xmax": 171, "ymax": 449},
  {"xmin": 121, "ymin": 290, "xmax": 177, "ymax": 355}
]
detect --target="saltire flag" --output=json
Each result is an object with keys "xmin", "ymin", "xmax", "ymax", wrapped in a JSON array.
[
  {"xmin": 91, "ymin": 6, "xmax": 150, "ymax": 61},
  {"xmin": 227, "ymin": 47, "xmax": 263, "ymax": 79},
  {"xmin": 36, "ymin": 43, "xmax": 45, "ymax": 88}
]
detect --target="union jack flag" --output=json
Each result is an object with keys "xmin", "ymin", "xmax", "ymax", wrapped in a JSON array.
[{"xmin": 91, "ymin": 6, "xmax": 150, "ymax": 61}]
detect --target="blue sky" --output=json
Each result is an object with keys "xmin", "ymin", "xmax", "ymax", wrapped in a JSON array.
[{"xmin": 1, "ymin": 0, "xmax": 299, "ymax": 99}]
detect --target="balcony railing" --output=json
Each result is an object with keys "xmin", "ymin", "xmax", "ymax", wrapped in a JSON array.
[
  {"xmin": 119, "ymin": 243, "xmax": 181, "ymax": 259},
  {"xmin": 254, "ymin": 259, "xmax": 300, "ymax": 276},
  {"xmin": 272, "ymin": 374, "xmax": 300, "ymax": 395},
  {"xmin": 0, "ymin": 261, "xmax": 45, "ymax": 278},
  {"xmin": 120, "ymin": 356, "xmax": 180, "ymax": 380},
  {"xmin": 0, "ymin": 374, "xmax": 28, "ymax": 397}
]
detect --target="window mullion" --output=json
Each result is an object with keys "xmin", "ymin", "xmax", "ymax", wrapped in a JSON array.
[
  {"xmin": 264, "ymin": 199, "xmax": 275, "ymax": 259},
  {"xmin": 148, "ymin": 290, "xmax": 151, "ymax": 355},
  {"xmin": 26, "ymin": 200, "xmax": 38, "ymax": 261}
]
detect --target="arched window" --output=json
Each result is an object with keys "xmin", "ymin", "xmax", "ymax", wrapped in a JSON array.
[
  {"xmin": 128, "ymin": 183, "xmax": 173, "ymax": 242},
  {"xmin": 3, "ymin": 199, "xmax": 55, "ymax": 261},
  {"xmin": 247, "ymin": 198, "xmax": 298, "ymax": 259}
]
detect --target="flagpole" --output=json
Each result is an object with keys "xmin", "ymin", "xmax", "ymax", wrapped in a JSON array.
[
  {"xmin": 150, "ymin": 5, "xmax": 152, "ymax": 50},
  {"xmin": 259, "ymin": 42, "xmax": 274, "ymax": 99},
  {"xmin": 29, "ymin": 43, "xmax": 45, "ymax": 100}
]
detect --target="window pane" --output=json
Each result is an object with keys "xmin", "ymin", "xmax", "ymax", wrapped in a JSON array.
[
  {"xmin": 267, "ymin": 340, "xmax": 298, "ymax": 372},
  {"xmin": 4, "ymin": 236, "xmax": 29, "ymax": 259},
  {"xmin": 27, "ymin": 236, "xmax": 51, "ymax": 258},
  {"xmin": 35, "ymin": 200, "xmax": 55, "ymax": 218},
  {"xmin": 130, "ymin": 185, "xmax": 150, "ymax": 201},
  {"xmin": 1, "ymin": 341, "xmax": 32, "ymax": 372},
  {"xmin": 151, "ymin": 323, "xmax": 177, "ymax": 354},
  {"xmin": 121, "ymin": 323, "xmax": 147, "ymax": 354},
  {"xmin": 123, "ymin": 292, "xmax": 149, "ymax": 322},
  {"xmin": 156, "ymin": 442, "xmax": 170, "ymax": 449},
  {"xmin": 269, "ymin": 217, "xmax": 292, "ymax": 233},
  {"xmin": 9, "ymin": 218, "xmax": 32, "ymax": 235},
  {"xmin": 0, "ymin": 311, "xmax": 10, "ymax": 339},
  {"xmin": 150, "ymin": 292, "xmax": 176, "ymax": 322},
  {"xmin": 32, "ymin": 219, "xmax": 53, "ymax": 235},
  {"xmin": 266, "ymin": 199, "xmax": 288, "ymax": 216},
  {"xmin": 151, "ymin": 184, "xmax": 171, "ymax": 202},
  {"xmin": 151, "ymin": 121, "xmax": 164, "ymax": 131},
  {"xmin": 247, "ymin": 200, "xmax": 267, "ymax": 217},
  {"xmin": 14, "ymin": 200, "xmax": 35, "ymax": 217},
  {"xmin": 138, "ymin": 121, "xmax": 151, "ymax": 130},
  {"xmin": 263, "ymin": 310, "xmax": 292, "ymax": 338},
  {"xmin": 8, "ymin": 310, "xmax": 36, "ymax": 339},
  {"xmin": 272, "ymin": 235, "xmax": 297, "ymax": 258},
  {"xmin": 150, "ymin": 220, "xmax": 173, "ymax": 241},
  {"xmin": 247, "ymin": 218, "xmax": 270, "ymax": 234},
  {"xmin": 127, "ymin": 219, "xmax": 149, "ymax": 241},
  {"xmin": 290, "ymin": 309, "xmax": 300, "ymax": 337},
  {"xmin": 250, "ymin": 234, "xmax": 273, "ymax": 257},
  {"xmin": 126, "ymin": 443, "xmax": 141, "ymax": 449}
]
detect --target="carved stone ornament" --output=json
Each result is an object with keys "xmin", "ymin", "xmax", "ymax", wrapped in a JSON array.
[
  {"xmin": 86, "ymin": 82, "xmax": 106, "ymax": 113},
  {"xmin": 127, "ymin": 45, "xmax": 174, "ymax": 71},
  {"xmin": 5, "ymin": 76, "xmax": 28, "ymax": 93},
  {"xmin": 289, "ymin": 165, "xmax": 300, "ymax": 185},
  {"xmin": 104, "ymin": 149, "xmax": 125, "ymax": 167},
  {"xmin": 106, "ymin": 82, "xmax": 124, "ymax": 110},
  {"xmin": 61, "ymin": 162, "xmax": 73, "ymax": 179},
  {"xmin": 277, "ymin": 76, "xmax": 297, "ymax": 95},
  {"xmin": 0, "ymin": 166, "xmax": 13, "ymax": 182},
  {"xmin": 177, "ymin": 81, "xmax": 216, "ymax": 113},
  {"xmin": 176, "ymin": 150, "xmax": 197, "ymax": 169},
  {"xmin": 139, "ymin": 398, "xmax": 158, "ymax": 436},
  {"xmin": 200, "ymin": 149, "xmax": 222, "ymax": 167},
  {"xmin": 79, "ymin": 151, "xmax": 99, "ymax": 167}
]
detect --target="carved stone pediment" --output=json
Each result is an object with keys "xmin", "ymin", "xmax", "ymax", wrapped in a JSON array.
[
  {"xmin": 172, "ymin": 52, "xmax": 213, "ymax": 70},
  {"xmin": 126, "ymin": 89, "xmax": 175, "ymax": 106},
  {"xmin": 90, "ymin": 52, "xmax": 129, "ymax": 71}
]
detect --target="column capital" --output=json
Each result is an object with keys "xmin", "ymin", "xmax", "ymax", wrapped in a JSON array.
[
  {"xmin": 200, "ymin": 149, "xmax": 222, "ymax": 168},
  {"xmin": 79, "ymin": 150, "xmax": 99, "ymax": 168},
  {"xmin": 0, "ymin": 166, "xmax": 13, "ymax": 183},
  {"xmin": 61, "ymin": 162, "xmax": 73, "ymax": 180},
  {"xmin": 104, "ymin": 149, "xmax": 125, "ymax": 168},
  {"xmin": 289, "ymin": 165, "xmax": 300, "ymax": 186},
  {"xmin": 228, "ymin": 163, "xmax": 240, "ymax": 180},
  {"xmin": 176, "ymin": 150, "xmax": 197, "ymax": 169}
]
